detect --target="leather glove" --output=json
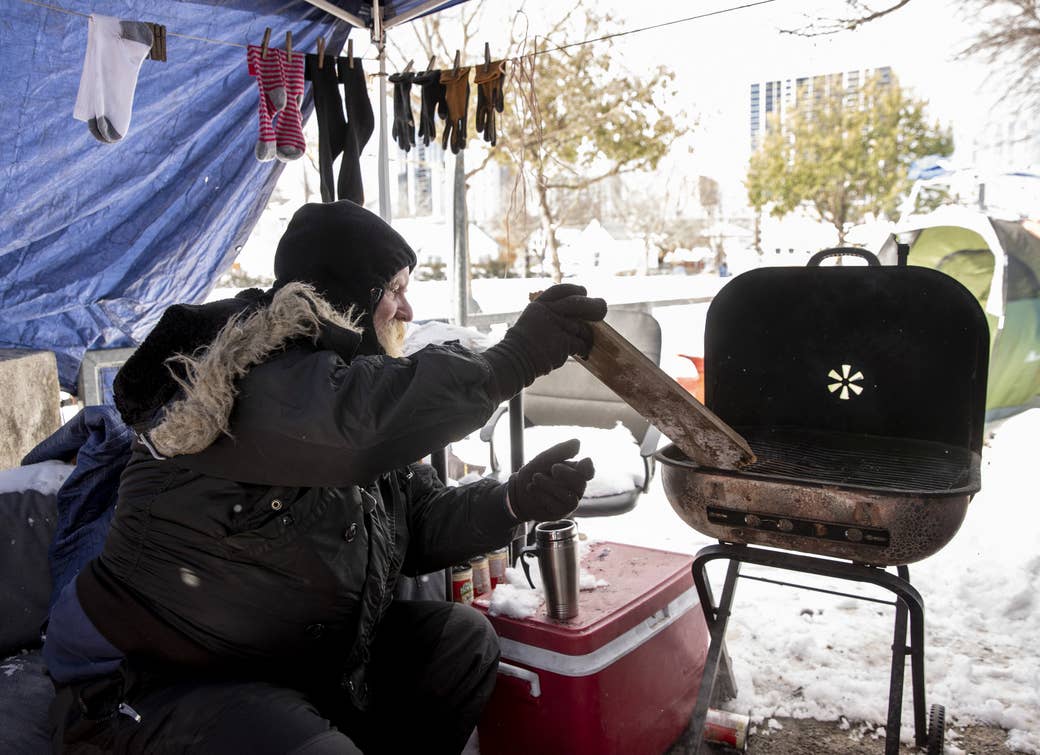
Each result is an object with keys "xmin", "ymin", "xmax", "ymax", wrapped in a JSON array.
[
  {"xmin": 389, "ymin": 71, "xmax": 416, "ymax": 152},
  {"xmin": 474, "ymin": 61, "xmax": 506, "ymax": 146},
  {"xmin": 440, "ymin": 67, "xmax": 471, "ymax": 154},
  {"xmin": 482, "ymin": 284, "xmax": 608, "ymax": 403},
  {"xmin": 508, "ymin": 439, "xmax": 595, "ymax": 523},
  {"xmin": 414, "ymin": 70, "xmax": 447, "ymax": 147}
]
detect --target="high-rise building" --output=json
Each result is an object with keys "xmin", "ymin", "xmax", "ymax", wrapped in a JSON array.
[{"xmin": 749, "ymin": 66, "xmax": 892, "ymax": 150}]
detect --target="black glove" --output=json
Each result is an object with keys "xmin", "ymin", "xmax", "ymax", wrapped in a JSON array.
[
  {"xmin": 414, "ymin": 70, "xmax": 447, "ymax": 147},
  {"xmin": 508, "ymin": 439, "xmax": 595, "ymax": 522},
  {"xmin": 482, "ymin": 284, "xmax": 608, "ymax": 403},
  {"xmin": 389, "ymin": 71, "xmax": 416, "ymax": 152}
]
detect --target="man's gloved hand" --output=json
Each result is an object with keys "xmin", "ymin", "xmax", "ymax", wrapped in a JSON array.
[
  {"xmin": 389, "ymin": 71, "xmax": 416, "ymax": 152},
  {"xmin": 414, "ymin": 70, "xmax": 447, "ymax": 147},
  {"xmin": 440, "ymin": 67, "xmax": 471, "ymax": 154},
  {"xmin": 508, "ymin": 439, "xmax": 595, "ymax": 523},
  {"xmin": 474, "ymin": 61, "xmax": 506, "ymax": 146},
  {"xmin": 482, "ymin": 284, "xmax": 608, "ymax": 403}
]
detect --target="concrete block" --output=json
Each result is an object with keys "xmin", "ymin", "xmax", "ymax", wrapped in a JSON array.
[{"xmin": 0, "ymin": 350, "xmax": 61, "ymax": 471}]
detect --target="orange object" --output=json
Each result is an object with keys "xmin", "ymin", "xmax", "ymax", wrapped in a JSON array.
[{"xmin": 677, "ymin": 354, "xmax": 705, "ymax": 403}]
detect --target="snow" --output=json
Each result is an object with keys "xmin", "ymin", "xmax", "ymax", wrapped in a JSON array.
[
  {"xmin": 392, "ymin": 280, "xmax": 1040, "ymax": 752},
  {"xmin": 0, "ymin": 460, "xmax": 73, "ymax": 496},
  {"xmin": 576, "ymin": 408, "xmax": 1040, "ymax": 753},
  {"xmin": 20, "ymin": 271, "xmax": 1037, "ymax": 751}
]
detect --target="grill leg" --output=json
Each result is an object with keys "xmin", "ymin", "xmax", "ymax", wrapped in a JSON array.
[
  {"xmin": 884, "ymin": 565, "xmax": 928, "ymax": 753},
  {"xmin": 689, "ymin": 544, "xmax": 931, "ymax": 754},
  {"xmin": 690, "ymin": 554, "xmax": 742, "ymax": 755},
  {"xmin": 900, "ymin": 565, "xmax": 928, "ymax": 748},
  {"xmin": 885, "ymin": 590, "xmax": 909, "ymax": 755}
]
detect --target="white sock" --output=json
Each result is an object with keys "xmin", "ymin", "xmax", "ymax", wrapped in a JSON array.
[{"xmin": 73, "ymin": 15, "xmax": 153, "ymax": 143}]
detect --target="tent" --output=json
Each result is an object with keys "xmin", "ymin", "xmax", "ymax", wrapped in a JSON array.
[
  {"xmin": 1, "ymin": 0, "xmax": 466, "ymax": 391},
  {"xmin": 876, "ymin": 206, "xmax": 1040, "ymax": 416}
]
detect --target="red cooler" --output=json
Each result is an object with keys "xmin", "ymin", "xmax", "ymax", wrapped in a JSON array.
[{"xmin": 475, "ymin": 541, "xmax": 709, "ymax": 755}]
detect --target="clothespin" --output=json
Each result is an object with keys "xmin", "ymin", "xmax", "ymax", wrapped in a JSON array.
[
  {"xmin": 347, "ymin": 39, "xmax": 354, "ymax": 69},
  {"xmin": 317, "ymin": 37, "xmax": 326, "ymax": 69},
  {"xmin": 452, "ymin": 50, "xmax": 460, "ymax": 75},
  {"xmin": 147, "ymin": 23, "xmax": 166, "ymax": 62},
  {"xmin": 403, "ymin": 59, "xmax": 414, "ymax": 75},
  {"xmin": 261, "ymin": 28, "xmax": 271, "ymax": 59},
  {"xmin": 285, "ymin": 31, "xmax": 293, "ymax": 63},
  {"xmin": 483, "ymin": 42, "xmax": 490, "ymax": 73},
  {"xmin": 426, "ymin": 56, "xmax": 436, "ymax": 71}
]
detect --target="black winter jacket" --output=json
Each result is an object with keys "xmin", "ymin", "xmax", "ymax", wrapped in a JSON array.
[{"xmin": 76, "ymin": 287, "xmax": 519, "ymax": 705}]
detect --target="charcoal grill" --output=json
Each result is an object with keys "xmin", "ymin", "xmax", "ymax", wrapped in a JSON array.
[{"xmin": 657, "ymin": 248, "xmax": 990, "ymax": 754}]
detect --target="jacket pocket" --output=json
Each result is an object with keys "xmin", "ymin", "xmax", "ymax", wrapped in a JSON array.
[{"xmin": 223, "ymin": 487, "xmax": 314, "ymax": 557}]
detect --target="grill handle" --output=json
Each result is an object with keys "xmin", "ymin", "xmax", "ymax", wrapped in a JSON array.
[{"xmin": 807, "ymin": 247, "xmax": 881, "ymax": 267}]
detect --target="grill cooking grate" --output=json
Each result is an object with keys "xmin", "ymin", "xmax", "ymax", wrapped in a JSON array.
[{"xmin": 722, "ymin": 428, "xmax": 979, "ymax": 495}]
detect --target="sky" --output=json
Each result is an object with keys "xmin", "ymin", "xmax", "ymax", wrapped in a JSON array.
[
  {"xmin": 234, "ymin": 0, "xmax": 1030, "ymax": 276},
  {"xmin": 375, "ymin": 0, "xmax": 1010, "ymax": 212}
]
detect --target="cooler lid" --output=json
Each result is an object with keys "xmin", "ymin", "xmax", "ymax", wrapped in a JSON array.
[{"xmin": 477, "ymin": 542, "xmax": 694, "ymax": 656}]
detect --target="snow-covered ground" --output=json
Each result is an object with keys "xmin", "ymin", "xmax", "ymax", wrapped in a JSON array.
[
  {"xmin": 574, "ymin": 408, "xmax": 1039, "ymax": 753},
  {"xmin": 405, "ymin": 275, "xmax": 1039, "ymax": 753},
  {"xmin": 177, "ymin": 273, "xmax": 1040, "ymax": 752}
]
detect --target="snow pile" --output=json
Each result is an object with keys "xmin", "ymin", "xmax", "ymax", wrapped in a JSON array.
[
  {"xmin": 452, "ymin": 422, "xmax": 645, "ymax": 498},
  {"xmin": 483, "ymin": 535, "xmax": 610, "ymax": 620},
  {"xmin": 0, "ymin": 460, "xmax": 73, "ymax": 496},
  {"xmin": 581, "ymin": 409, "xmax": 1040, "ymax": 753}
]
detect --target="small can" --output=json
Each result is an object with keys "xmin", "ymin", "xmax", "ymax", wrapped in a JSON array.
[
  {"xmin": 702, "ymin": 708, "xmax": 749, "ymax": 752},
  {"xmin": 451, "ymin": 564, "xmax": 473, "ymax": 605},
  {"xmin": 470, "ymin": 555, "xmax": 491, "ymax": 596},
  {"xmin": 487, "ymin": 547, "xmax": 509, "ymax": 589}
]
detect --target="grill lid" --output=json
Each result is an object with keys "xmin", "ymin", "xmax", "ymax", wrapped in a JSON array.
[{"xmin": 704, "ymin": 254, "xmax": 990, "ymax": 454}]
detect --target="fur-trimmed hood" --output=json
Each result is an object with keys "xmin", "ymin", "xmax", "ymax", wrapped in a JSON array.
[{"xmin": 114, "ymin": 283, "xmax": 362, "ymax": 459}]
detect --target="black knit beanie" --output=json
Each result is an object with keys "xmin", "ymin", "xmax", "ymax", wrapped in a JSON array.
[{"xmin": 273, "ymin": 200, "xmax": 417, "ymax": 354}]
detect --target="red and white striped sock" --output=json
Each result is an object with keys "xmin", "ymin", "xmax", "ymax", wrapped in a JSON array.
[
  {"xmin": 247, "ymin": 45, "xmax": 286, "ymax": 162},
  {"xmin": 275, "ymin": 50, "xmax": 307, "ymax": 162}
]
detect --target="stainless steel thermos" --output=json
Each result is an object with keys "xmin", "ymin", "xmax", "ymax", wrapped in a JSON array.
[{"xmin": 521, "ymin": 519, "xmax": 580, "ymax": 620}]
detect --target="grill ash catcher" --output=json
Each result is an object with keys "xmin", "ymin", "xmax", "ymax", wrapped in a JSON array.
[{"xmin": 654, "ymin": 248, "xmax": 989, "ymax": 754}]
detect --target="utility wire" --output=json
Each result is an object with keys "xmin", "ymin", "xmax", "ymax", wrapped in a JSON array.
[
  {"xmin": 19, "ymin": 0, "xmax": 246, "ymax": 49},
  {"xmin": 17, "ymin": 0, "xmax": 779, "ymax": 63}
]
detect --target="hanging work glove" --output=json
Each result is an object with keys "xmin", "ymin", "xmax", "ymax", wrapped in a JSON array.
[
  {"xmin": 440, "ymin": 66, "xmax": 471, "ymax": 154},
  {"xmin": 474, "ymin": 60, "xmax": 506, "ymax": 146},
  {"xmin": 389, "ymin": 71, "xmax": 416, "ymax": 152},
  {"xmin": 482, "ymin": 284, "xmax": 608, "ymax": 404},
  {"xmin": 414, "ymin": 69, "xmax": 447, "ymax": 147},
  {"xmin": 507, "ymin": 439, "xmax": 595, "ymax": 523}
]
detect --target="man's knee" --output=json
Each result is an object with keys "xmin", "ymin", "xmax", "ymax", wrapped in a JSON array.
[{"xmin": 445, "ymin": 603, "xmax": 500, "ymax": 670}]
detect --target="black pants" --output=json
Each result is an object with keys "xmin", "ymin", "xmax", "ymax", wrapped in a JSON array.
[{"xmin": 53, "ymin": 601, "xmax": 500, "ymax": 754}]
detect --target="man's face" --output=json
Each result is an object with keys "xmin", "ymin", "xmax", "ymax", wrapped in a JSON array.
[{"xmin": 373, "ymin": 266, "xmax": 413, "ymax": 357}]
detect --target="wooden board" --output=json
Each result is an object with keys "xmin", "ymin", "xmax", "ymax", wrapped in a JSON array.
[{"xmin": 577, "ymin": 320, "xmax": 756, "ymax": 470}]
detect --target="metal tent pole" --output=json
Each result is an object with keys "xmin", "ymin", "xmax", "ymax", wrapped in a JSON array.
[{"xmin": 372, "ymin": 0, "xmax": 391, "ymax": 221}]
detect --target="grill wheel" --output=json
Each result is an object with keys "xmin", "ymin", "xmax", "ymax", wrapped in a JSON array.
[{"xmin": 927, "ymin": 703, "xmax": 946, "ymax": 755}]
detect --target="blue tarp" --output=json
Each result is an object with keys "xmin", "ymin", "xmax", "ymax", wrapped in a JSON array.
[{"xmin": 0, "ymin": 1, "xmax": 355, "ymax": 390}]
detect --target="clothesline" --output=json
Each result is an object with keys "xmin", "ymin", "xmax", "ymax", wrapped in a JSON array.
[{"xmin": 17, "ymin": 0, "xmax": 778, "ymax": 67}]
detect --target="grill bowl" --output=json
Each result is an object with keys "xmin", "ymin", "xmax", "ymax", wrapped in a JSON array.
[{"xmin": 656, "ymin": 430, "xmax": 980, "ymax": 566}]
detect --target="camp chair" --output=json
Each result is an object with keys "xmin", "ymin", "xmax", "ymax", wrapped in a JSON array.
[{"xmin": 478, "ymin": 307, "xmax": 663, "ymax": 517}]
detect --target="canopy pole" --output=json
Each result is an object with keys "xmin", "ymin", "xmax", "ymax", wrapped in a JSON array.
[
  {"xmin": 373, "ymin": 0, "xmax": 391, "ymax": 221},
  {"xmin": 300, "ymin": 0, "xmax": 367, "ymax": 28}
]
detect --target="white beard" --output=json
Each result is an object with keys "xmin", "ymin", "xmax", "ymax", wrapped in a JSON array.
[{"xmin": 376, "ymin": 318, "xmax": 407, "ymax": 357}]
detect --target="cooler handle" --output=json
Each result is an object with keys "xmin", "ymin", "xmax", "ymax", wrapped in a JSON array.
[
  {"xmin": 807, "ymin": 247, "xmax": 881, "ymax": 267},
  {"xmin": 497, "ymin": 661, "xmax": 542, "ymax": 698}
]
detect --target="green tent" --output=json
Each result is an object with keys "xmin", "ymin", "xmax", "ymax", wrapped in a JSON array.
[{"xmin": 878, "ymin": 207, "xmax": 1040, "ymax": 417}]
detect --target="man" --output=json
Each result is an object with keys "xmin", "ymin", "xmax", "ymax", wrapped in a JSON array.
[{"xmin": 44, "ymin": 200, "xmax": 606, "ymax": 754}]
